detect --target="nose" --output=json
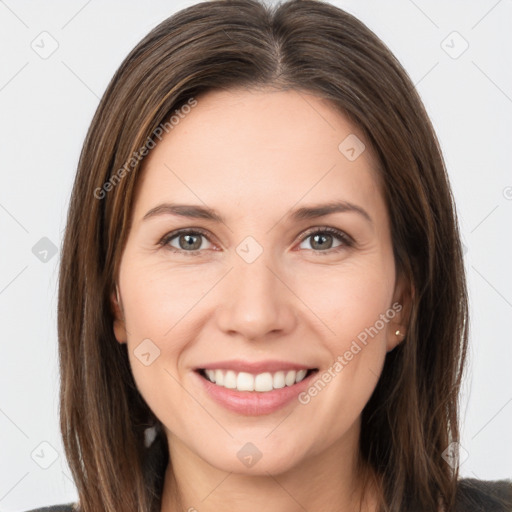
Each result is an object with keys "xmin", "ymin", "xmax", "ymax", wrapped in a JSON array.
[{"xmin": 215, "ymin": 256, "xmax": 297, "ymax": 342}]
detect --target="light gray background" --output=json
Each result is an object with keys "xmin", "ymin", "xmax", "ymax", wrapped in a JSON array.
[{"xmin": 1, "ymin": 0, "xmax": 511, "ymax": 510}]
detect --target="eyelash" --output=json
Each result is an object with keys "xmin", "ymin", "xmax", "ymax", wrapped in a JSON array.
[{"xmin": 158, "ymin": 226, "xmax": 354, "ymax": 257}]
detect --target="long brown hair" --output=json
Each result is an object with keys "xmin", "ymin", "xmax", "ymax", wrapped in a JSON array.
[{"xmin": 58, "ymin": 1, "xmax": 468, "ymax": 510}]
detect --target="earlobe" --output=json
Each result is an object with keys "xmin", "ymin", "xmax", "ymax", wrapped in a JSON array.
[
  {"xmin": 386, "ymin": 326, "xmax": 407, "ymax": 352},
  {"xmin": 386, "ymin": 274, "xmax": 414, "ymax": 352},
  {"xmin": 111, "ymin": 286, "xmax": 127, "ymax": 344}
]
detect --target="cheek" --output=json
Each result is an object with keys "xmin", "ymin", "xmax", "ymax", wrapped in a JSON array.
[
  {"xmin": 292, "ymin": 257, "xmax": 394, "ymax": 420},
  {"xmin": 121, "ymin": 260, "xmax": 218, "ymax": 340},
  {"xmin": 292, "ymin": 255, "xmax": 395, "ymax": 344},
  {"xmin": 119, "ymin": 260, "xmax": 214, "ymax": 425}
]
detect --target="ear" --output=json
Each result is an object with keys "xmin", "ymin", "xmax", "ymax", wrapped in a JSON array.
[
  {"xmin": 386, "ymin": 272, "xmax": 413, "ymax": 353},
  {"xmin": 110, "ymin": 286, "xmax": 127, "ymax": 344}
]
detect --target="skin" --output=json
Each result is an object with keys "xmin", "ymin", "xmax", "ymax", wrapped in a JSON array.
[{"xmin": 111, "ymin": 87, "xmax": 411, "ymax": 512}]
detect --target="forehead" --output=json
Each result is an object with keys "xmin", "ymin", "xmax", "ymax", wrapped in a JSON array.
[{"xmin": 132, "ymin": 88, "xmax": 385, "ymax": 225}]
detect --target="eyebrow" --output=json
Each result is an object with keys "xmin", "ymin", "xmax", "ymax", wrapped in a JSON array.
[{"xmin": 142, "ymin": 200, "xmax": 373, "ymax": 225}]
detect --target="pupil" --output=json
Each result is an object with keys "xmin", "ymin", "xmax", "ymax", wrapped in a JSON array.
[
  {"xmin": 180, "ymin": 234, "xmax": 201, "ymax": 250},
  {"xmin": 312, "ymin": 233, "xmax": 332, "ymax": 250}
]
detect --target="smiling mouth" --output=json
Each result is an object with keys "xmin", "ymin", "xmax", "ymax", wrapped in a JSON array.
[{"xmin": 196, "ymin": 368, "xmax": 319, "ymax": 393}]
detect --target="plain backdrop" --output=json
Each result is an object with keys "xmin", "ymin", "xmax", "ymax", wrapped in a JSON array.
[{"xmin": 0, "ymin": 0, "xmax": 511, "ymax": 510}]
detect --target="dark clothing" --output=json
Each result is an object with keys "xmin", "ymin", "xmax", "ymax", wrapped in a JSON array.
[
  {"xmin": 25, "ymin": 478, "xmax": 512, "ymax": 511},
  {"xmin": 25, "ymin": 507, "xmax": 75, "ymax": 512},
  {"xmin": 454, "ymin": 478, "xmax": 512, "ymax": 511}
]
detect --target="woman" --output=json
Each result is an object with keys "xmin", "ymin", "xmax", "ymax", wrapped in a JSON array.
[{"xmin": 27, "ymin": 0, "xmax": 512, "ymax": 511}]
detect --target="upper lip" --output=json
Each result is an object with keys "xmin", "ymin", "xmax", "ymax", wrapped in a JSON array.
[{"xmin": 196, "ymin": 359, "xmax": 317, "ymax": 374}]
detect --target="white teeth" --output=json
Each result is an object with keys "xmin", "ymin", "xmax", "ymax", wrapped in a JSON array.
[
  {"xmin": 224, "ymin": 370, "xmax": 237, "ymax": 389},
  {"xmin": 214, "ymin": 369, "xmax": 224, "ymax": 386},
  {"xmin": 273, "ymin": 371, "xmax": 286, "ymax": 389},
  {"xmin": 254, "ymin": 372, "xmax": 273, "ymax": 392},
  {"xmin": 237, "ymin": 372, "xmax": 254, "ymax": 391},
  {"xmin": 202, "ymin": 368, "xmax": 311, "ymax": 392},
  {"xmin": 285, "ymin": 370, "xmax": 297, "ymax": 386},
  {"xmin": 296, "ymin": 369, "xmax": 307, "ymax": 382}
]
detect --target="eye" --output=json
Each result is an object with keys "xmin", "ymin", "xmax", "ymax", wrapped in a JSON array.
[
  {"xmin": 160, "ymin": 228, "xmax": 214, "ymax": 255},
  {"xmin": 159, "ymin": 226, "xmax": 353, "ymax": 256},
  {"xmin": 297, "ymin": 227, "xmax": 353, "ymax": 254}
]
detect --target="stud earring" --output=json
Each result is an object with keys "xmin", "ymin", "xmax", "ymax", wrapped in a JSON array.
[{"xmin": 395, "ymin": 329, "xmax": 403, "ymax": 337}]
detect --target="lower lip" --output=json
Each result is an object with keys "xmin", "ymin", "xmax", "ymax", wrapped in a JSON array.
[{"xmin": 194, "ymin": 370, "xmax": 318, "ymax": 416}]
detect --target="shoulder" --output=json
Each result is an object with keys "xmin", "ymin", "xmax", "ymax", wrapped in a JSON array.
[
  {"xmin": 20, "ymin": 481, "xmax": 512, "ymax": 512},
  {"xmin": 455, "ymin": 478, "xmax": 512, "ymax": 511},
  {"xmin": 23, "ymin": 504, "xmax": 76, "ymax": 512}
]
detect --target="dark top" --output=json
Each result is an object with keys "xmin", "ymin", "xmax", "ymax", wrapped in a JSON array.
[{"xmin": 24, "ymin": 478, "xmax": 512, "ymax": 511}]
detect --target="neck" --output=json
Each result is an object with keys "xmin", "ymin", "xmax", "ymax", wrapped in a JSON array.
[{"xmin": 160, "ymin": 423, "xmax": 380, "ymax": 512}]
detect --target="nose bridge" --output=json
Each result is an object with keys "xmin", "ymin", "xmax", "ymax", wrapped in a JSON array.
[{"xmin": 215, "ymin": 247, "xmax": 296, "ymax": 340}]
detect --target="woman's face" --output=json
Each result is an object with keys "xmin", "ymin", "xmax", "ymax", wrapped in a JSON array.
[{"xmin": 113, "ymin": 88, "xmax": 408, "ymax": 475}]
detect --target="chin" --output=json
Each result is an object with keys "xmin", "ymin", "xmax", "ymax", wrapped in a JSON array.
[{"xmin": 185, "ymin": 434, "xmax": 308, "ymax": 476}]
